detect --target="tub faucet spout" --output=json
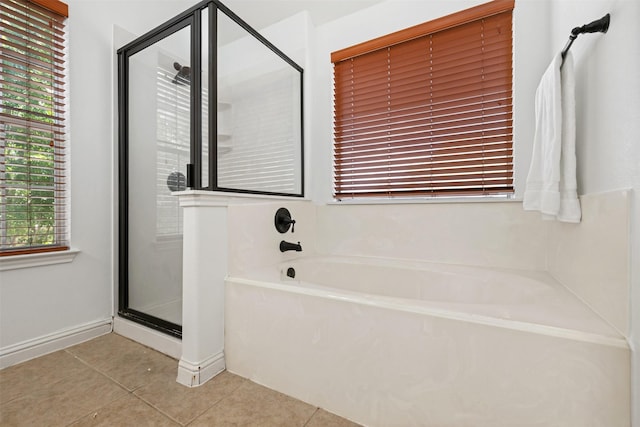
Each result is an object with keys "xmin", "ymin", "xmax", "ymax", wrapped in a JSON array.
[{"xmin": 280, "ymin": 240, "xmax": 302, "ymax": 252}]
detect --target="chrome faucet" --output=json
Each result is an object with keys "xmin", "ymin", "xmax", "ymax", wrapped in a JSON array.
[{"xmin": 280, "ymin": 240, "xmax": 302, "ymax": 252}]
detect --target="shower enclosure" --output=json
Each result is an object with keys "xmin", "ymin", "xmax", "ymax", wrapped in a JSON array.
[{"xmin": 117, "ymin": 1, "xmax": 303, "ymax": 337}]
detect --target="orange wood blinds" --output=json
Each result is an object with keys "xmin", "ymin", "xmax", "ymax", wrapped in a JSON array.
[
  {"xmin": 28, "ymin": 0, "xmax": 67, "ymax": 17},
  {"xmin": 332, "ymin": 0, "xmax": 514, "ymax": 199}
]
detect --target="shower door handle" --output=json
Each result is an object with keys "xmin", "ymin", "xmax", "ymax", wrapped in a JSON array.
[{"xmin": 186, "ymin": 163, "xmax": 195, "ymax": 189}]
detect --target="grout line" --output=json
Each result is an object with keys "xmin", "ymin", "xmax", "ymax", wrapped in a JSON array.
[
  {"xmin": 60, "ymin": 349, "xmax": 135, "ymax": 426},
  {"xmin": 135, "ymin": 391, "xmax": 207, "ymax": 427},
  {"xmin": 302, "ymin": 407, "xmax": 321, "ymax": 427},
  {"xmin": 133, "ymin": 371, "xmax": 250, "ymax": 426},
  {"xmin": 183, "ymin": 374, "xmax": 250, "ymax": 426},
  {"xmin": 59, "ymin": 348, "xmax": 178, "ymax": 426},
  {"xmin": 129, "ymin": 393, "xmax": 181, "ymax": 426},
  {"xmin": 57, "ymin": 337, "xmax": 355, "ymax": 426},
  {"xmin": 4, "ymin": 341, "xmax": 356, "ymax": 427},
  {"xmin": 63, "ymin": 348, "xmax": 137, "ymax": 393},
  {"xmin": 61, "ymin": 337, "xmax": 228, "ymax": 426},
  {"xmin": 131, "ymin": 392, "xmax": 185, "ymax": 426}
]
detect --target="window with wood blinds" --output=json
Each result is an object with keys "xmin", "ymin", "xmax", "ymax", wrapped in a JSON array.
[
  {"xmin": 0, "ymin": 0, "xmax": 69, "ymax": 256},
  {"xmin": 331, "ymin": 0, "xmax": 514, "ymax": 200}
]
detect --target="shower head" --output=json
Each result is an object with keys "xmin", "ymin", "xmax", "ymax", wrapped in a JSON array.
[{"xmin": 172, "ymin": 61, "xmax": 191, "ymax": 85}]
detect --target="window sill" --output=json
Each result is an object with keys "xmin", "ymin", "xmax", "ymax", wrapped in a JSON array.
[
  {"xmin": 329, "ymin": 195, "xmax": 521, "ymax": 205},
  {"xmin": 0, "ymin": 249, "xmax": 80, "ymax": 272},
  {"xmin": 175, "ymin": 190, "xmax": 310, "ymax": 207}
]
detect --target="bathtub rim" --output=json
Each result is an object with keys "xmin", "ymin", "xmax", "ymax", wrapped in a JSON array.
[{"xmin": 224, "ymin": 274, "xmax": 628, "ymax": 350}]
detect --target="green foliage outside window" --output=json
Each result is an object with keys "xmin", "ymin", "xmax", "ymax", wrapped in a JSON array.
[{"xmin": 1, "ymin": 10, "xmax": 62, "ymax": 251}]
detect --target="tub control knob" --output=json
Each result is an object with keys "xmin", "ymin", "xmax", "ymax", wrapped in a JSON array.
[{"xmin": 275, "ymin": 207, "xmax": 296, "ymax": 233}]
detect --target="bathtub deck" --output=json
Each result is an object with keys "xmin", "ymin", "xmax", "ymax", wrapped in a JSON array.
[
  {"xmin": 235, "ymin": 256, "xmax": 625, "ymax": 347},
  {"xmin": 225, "ymin": 257, "xmax": 630, "ymax": 427}
]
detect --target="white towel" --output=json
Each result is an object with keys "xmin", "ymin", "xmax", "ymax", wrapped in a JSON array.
[{"xmin": 523, "ymin": 51, "xmax": 581, "ymax": 223}]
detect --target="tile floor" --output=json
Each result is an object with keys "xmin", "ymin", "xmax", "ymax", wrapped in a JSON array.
[{"xmin": 0, "ymin": 333, "xmax": 361, "ymax": 426}]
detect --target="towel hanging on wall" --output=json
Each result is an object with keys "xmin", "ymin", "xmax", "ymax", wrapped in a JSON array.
[
  {"xmin": 523, "ymin": 51, "xmax": 581, "ymax": 223},
  {"xmin": 523, "ymin": 13, "xmax": 610, "ymax": 223}
]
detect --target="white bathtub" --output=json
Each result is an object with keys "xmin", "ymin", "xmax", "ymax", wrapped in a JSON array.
[{"xmin": 225, "ymin": 256, "xmax": 630, "ymax": 426}]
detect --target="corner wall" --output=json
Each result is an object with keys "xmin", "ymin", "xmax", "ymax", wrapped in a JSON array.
[
  {"xmin": 308, "ymin": 0, "xmax": 638, "ymax": 421},
  {"xmin": 548, "ymin": 1, "xmax": 640, "ymax": 421},
  {"xmin": 316, "ymin": 202, "xmax": 547, "ymax": 271},
  {"xmin": 547, "ymin": 190, "xmax": 630, "ymax": 336},
  {"xmin": 0, "ymin": 0, "xmax": 198, "ymax": 367}
]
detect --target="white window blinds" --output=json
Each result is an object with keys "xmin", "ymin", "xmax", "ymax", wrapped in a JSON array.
[{"xmin": 0, "ymin": 0, "xmax": 68, "ymax": 255}]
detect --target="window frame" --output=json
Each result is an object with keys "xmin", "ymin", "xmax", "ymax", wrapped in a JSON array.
[
  {"xmin": 0, "ymin": 0, "xmax": 69, "ymax": 256},
  {"xmin": 331, "ymin": 0, "xmax": 515, "ymax": 201}
]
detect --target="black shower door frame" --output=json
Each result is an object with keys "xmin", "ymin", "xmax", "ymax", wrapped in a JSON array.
[{"xmin": 117, "ymin": 0, "xmax": 304, "ymax": 337}]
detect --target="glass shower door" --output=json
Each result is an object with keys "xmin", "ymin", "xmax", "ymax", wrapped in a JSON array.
[
  {"xmin": 117, "ymin": 1, "xmax": 303, "ymax": 338},
  {"xmin": 119, "ymin": 21, "xmax": 192, "ymax": 337}
]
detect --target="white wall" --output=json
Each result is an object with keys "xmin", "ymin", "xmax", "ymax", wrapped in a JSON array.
[
  {"xmin": 548, "ymin": 0, "xmax": 640, "ymax": 195},
  {"xmin": 316, "ymin": 202, "xmax": 548, "ymax": 270},
  {"xmin": 228, "ymin": 200, "xmax": 317, "ymax": 276},
  {"xmin": 307, "ymin": 0, "xmax": 639, "ymax": 421},
  {"xmin": 548, "ymin": 1, "xmax": 640, "ymax": 422},
  {"xmin": 0, "ymin": 0, "xmax": 197, "ymax": 360}
]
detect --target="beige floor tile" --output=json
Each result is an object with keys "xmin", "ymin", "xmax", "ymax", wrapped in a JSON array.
[
  {"xmin": 134, "ymin": 370, "xmax": 246, "ymax": 425},
  {"xmin": 68, "ymin": 394, "xmax": 179, "ymax": 427},
  {"xmin": 305, "ymin": 409, "xmax": 362, "ymax": 427},
  {"xmin": 2, "ymin": 335, "xmax": 358, "ymax": 427},
  {"xmin": 1, "ymin": 391, "xmax": 68, "ymax": 427},
  {"xmin": 0, "ymin": 363, "xmax": 127, "ymax": 427},
  {"xmin": 0, "ymin": 350, "xmax": 87, "ymax": 404},
  {"xmin": 189, "ymin": 381, "xmax": 317, "ymax": 427},
  {"xmin": 67, "ymin": 333, "xmax": 177, "ymax": 391}
]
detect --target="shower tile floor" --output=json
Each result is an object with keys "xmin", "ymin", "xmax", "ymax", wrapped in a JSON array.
[{"xmin": 0, "ymin": 333, "xmax": 361, "ymax": 426}]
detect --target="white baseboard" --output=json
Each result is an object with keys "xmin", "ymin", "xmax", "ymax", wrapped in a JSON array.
[
  {"xmin": 177, "ymin": 351, "xmax": 225, "ymax": 387},
  {"xmin": 113, "ymin": 316, "xmax": 182, "ymax": 360},
  {"xmin": 0, "ymin": 319, "xmax": 113, "ymax": 369}
]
